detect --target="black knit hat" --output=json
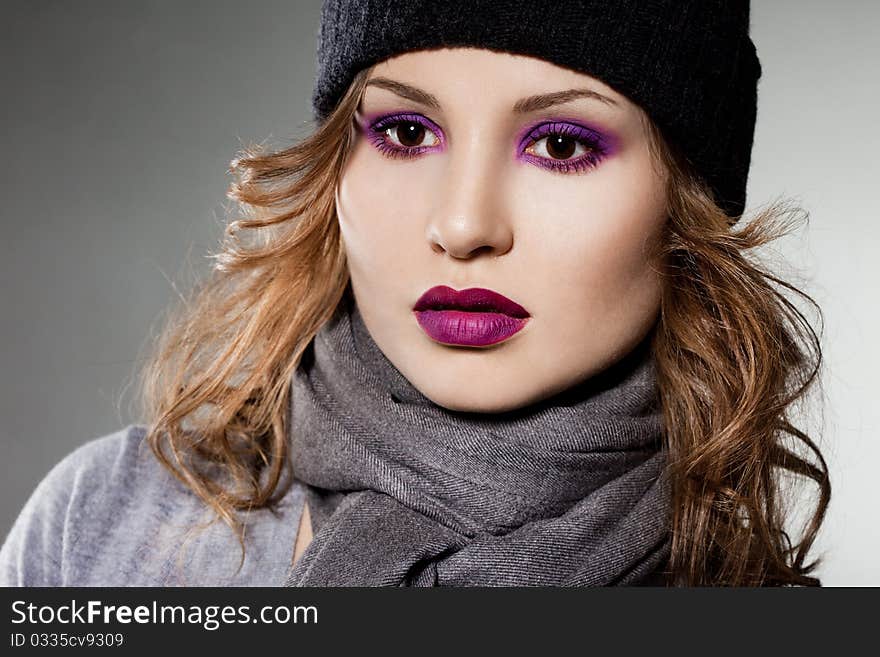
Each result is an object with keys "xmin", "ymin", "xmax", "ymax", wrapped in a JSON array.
[{"xmin": 312, "ymin": 0, "xmax": 762, "ymax": 219}]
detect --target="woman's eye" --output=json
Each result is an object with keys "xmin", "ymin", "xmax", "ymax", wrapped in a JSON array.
[
  {"xmin": 526, "ymin": 134, "xmax": 590, "ymax": 161},
  {"xmin": 381, "ymin": 121, "xmax": 441, "ymax": 149}
]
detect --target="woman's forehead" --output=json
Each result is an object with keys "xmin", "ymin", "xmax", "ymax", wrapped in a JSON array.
[{"xmin": 365, "ymin": 47, "xmax": 629, "ymax": 108}]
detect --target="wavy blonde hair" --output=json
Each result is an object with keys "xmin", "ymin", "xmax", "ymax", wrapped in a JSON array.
[{"xmin": 139, "ymin": 67, "xmax": 830, "ymax": 585}]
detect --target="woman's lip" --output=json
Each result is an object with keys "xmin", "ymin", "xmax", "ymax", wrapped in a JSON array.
[
  {"xmin": 412, "ymin": 286, "xmax": 530, "ymax": 346},
  {"xmin": 412, "ymin": 285, "xmax": 530, "ymax": 318},
  {"xmin": 413, "ymin": 309, "xmax": 528, "ymax": 347}
]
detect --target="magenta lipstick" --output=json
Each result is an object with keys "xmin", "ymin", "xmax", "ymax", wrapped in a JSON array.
[{"xmin": 412, "ymin": 285, "xmax": 530, "ymax": 347}]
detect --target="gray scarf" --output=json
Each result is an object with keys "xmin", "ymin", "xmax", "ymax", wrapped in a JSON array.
[{"xmin": 283, "ymin": 289, "xmax": 671, "ymax": 586}]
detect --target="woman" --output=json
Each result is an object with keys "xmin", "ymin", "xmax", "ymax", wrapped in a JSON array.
[{"xmin": 0, "ymin": 0, "xmax": 829, "ymax": 586}]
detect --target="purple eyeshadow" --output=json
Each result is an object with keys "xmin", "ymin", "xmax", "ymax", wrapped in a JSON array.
[
  {"xmin": 359, "ymin": 111, "xmax": 446, "ymax": 158},
  {"xmin": 358, "ymin": 110, "xmax": 617, "ymax": 174},
  {"xmin": 515, "ymin": 118, "xmax": 617, "ymax": 174}
]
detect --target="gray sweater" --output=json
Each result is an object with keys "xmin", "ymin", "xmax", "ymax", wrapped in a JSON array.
[{"xmin": 0, "ymin": 425, "xmax": 307, "ymax": 586}]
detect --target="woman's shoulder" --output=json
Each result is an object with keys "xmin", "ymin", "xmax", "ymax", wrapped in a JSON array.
[
  {"xmin": 0, "ymin": 424, "xmax": 307, "ymax": 587},
  {"xmin": 0, "ymin": 425, "xmax": 150, "ymax": 586},
  {"xmin": 22, "ymin": 424, "xmax": 169, "ymax": 513}
]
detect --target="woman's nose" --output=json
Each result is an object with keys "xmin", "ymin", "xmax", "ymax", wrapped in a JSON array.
[{"xmin": 425, "ymin": 138, "xmax": 514, "ymax": 260}]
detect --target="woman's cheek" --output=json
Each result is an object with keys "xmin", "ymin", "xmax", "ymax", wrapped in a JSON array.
[
  {"xmin": 338, "ymin": 157, "xmax": 395, "ymax": 263},
  {"xmin": 337, "ymin": 163, "xmax": 424, "ymax": 291},
  {"xmin": 526, "ymin": 168, "xmax": 664, "ymax": 338}
]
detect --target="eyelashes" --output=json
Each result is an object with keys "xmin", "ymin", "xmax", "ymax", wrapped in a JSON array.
[
  {"xmin": 366, "ymin": 113, "xmax": 444, "ymax": 160},
  {"xmin": 518, "ymin": 121, "xmax": 607, "ymax": 174},
  {"xmin": 363, "ymin": 113, "xmax": 610, "ymax": 174}
]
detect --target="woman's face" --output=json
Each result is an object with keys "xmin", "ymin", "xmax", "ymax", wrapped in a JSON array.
[{"xmin": 335, "ymin": 48, "xmax": 668, "ymax": 413}]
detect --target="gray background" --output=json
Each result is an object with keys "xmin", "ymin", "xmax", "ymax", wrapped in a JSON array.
[{"xmin": 1, "ymin": 1, "xmax": 877, "ymax": 585}]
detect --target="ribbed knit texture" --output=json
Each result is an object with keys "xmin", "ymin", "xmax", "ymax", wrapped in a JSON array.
[
  {"xmin": 311, "ymin": 0, "xmax": 761, "ymax": 219},
  {"xmin": 283, "ymin": 287, "xmax": 671, "ymax": 586}
]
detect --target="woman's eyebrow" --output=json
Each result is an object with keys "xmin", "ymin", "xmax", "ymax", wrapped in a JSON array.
[
  {"xmin": 512, "ymin": 88, "xmax": 619, "ymax": 112},
  {"xmin": 365, "ymin": 77, "xmax": 442, "ymax": 109},
  {"xmin": 364, "ymin": 77, "xmax": 619, "ymax": 112}
]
